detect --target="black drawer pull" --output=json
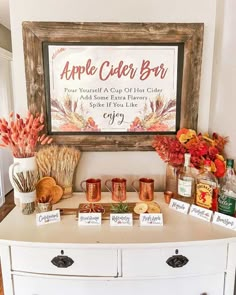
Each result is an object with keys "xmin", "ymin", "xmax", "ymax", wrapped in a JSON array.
[
  {"xmin": 166, "ymin": 254, "xmax": 189, "ymax": 268},
  {"xmin": 51, "ymin": 255, "xmax": 74, "ymax": 268}
]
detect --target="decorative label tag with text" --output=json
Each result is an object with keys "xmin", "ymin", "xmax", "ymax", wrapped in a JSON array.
[
  {"xmin": 78, "ymin": 213, "xmax": 101, "ymax": 226},
  {"xmin": 189, "ymin": 204, "xmax": 212, "ymax": 222},
  {"xmin": 169, "ymin": 198, "xmax": 190, "ymax": 214},
  {"xmin": 36, "ymin": 209, "xmax": 61, "ymax": 226},
  {"xmin": 212, "ymin": 212, "xmax": 236, "ymax": 230},
  {"xmin": 110, "ymin": 213, "xmax": 133, "ymax": 226},
  {"xmin": 140, "ymin": 213, "xmax": 163, "ymax": 226}
]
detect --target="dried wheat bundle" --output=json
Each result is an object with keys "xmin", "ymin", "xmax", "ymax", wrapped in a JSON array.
[
  {"xmin": 36, "ymin": 145, "xmax": 81, "ymax": 190},
  {"xmin": 36, "ymin": 145, "xmax": 59, "ymax": 178}
]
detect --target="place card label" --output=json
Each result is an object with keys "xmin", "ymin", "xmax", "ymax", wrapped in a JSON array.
[
  {"xmin": 212, "ymin": 212, "xmax": 236, "ymax": 230},
  {"xmin": 110, "ymin": 213, "xmax": 133, "ymax": 226},
  {"xmin": 78, "ymin": 213, "xmax": 101, "ymax": 226},
  {"xmin": 189, "ymin": 204, "xmax": 213, "ymax": 222},
  {"xmin": 140, "ymin": 213, "xmax": 163, "ymax": 226},
  {"xmin": 169, "ymin": 198, "xmax": 190, "ymax": 214},
  {"xmin": 36, "ymin": 209, "xmax": 61, "ymax": 226}
]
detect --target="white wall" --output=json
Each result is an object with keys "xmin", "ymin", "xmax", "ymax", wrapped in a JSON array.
[
  {"xmin": 9, "ymin": 0, "xmax": 217, "ymax": 191},
  {"xmin": 209, "ymin": 0, "xmax": 236, "ymax": 162},
  {"xmin": 0, "ymin": 47, "xmax": 13, "ymax": 199}
]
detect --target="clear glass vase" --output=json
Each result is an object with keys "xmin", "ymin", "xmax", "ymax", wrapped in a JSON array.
[{"xmin": 165, "ymin": 163, "xmax": 180, "ymax": 197}]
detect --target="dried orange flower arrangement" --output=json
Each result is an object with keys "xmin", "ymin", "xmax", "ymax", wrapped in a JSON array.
[
  {"xmin": 153, "ymin": 128, "xmax": 228, "ymax": 178},
  {"xmin": 0, "ymin": 112, "xmax": 53, "ymax": 158}
]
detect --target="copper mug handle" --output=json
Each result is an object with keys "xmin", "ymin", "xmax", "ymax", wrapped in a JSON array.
[
  {"xmin": 80, "ymin": 178, "xmax": 101, "ymax": 202},
  {"xmin": 105, "ymin": 178, "xmax": 126, "ymax": 202},
  {"xmin": 132, "ymin": 178, "xmax": 154, "ymax": 201},
  {"xmin": 80, "ymin": 180, "xmax": 87, "ymax": 193}
]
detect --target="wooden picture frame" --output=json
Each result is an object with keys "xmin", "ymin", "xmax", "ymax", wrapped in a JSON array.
[{"xmin": 22, "ymin": 22, "xmax": 204, "ymax": 151}]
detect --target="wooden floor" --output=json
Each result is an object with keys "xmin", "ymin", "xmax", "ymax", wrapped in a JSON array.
[
  {"xmin": 0, "ymin": 190, "xmax": 15, "ymax": 295},
  {"xmin": 0, "ymin": 266, "xmax": 3, "ymax": 295}
]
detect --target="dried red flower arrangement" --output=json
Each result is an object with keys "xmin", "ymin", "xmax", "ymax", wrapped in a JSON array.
[
  {"xmin": 0, "ymin": 112, "xmax": 53, "ymax": 158},
  {"xmin": 152, "ymin": 128, "xmax": 228, "ymax": 178}
]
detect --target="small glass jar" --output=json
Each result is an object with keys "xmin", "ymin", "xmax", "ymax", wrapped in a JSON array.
[
  {"xmin": 165, "ymin": 163, "xmax": 180, "ymax": 197},
  {"xmin": 37, "ymin": 202, "xmax": 52, "ymax": 213},
  {"xmin": 17, "ymin": 190, "xmax": 36, "ymax": 215}
]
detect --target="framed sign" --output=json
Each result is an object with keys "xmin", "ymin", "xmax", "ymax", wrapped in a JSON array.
[
  {"xmin": 43, "ymin": 43, "xmax": 183, "ymax": 134},
  {"xmin": 22, "ymin": 22, "xmax": 204, "ymax": 150}
]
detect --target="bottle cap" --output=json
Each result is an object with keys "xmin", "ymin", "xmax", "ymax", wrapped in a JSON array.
[
  {"xmin": 226, "ymin": 159, "xmax": 234, "ymax": 168},
  {"xmin": 184, "ymin": 153, "xmax": 191, "ymax": 160}
]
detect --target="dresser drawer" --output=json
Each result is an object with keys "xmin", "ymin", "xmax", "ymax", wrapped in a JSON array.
[
  {"xmin": 11, "ymin": 246, "xmax": 119, "ymax": 277},
  {"xmin": 122, "ymin": 244, "xmax": 227, "ymax": 277},
  {"xmin": 13, "ymin": 273, "xmax": 225, "ymax": 295}
]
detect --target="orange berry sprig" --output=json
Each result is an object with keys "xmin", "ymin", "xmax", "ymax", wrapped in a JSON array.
[{"xmin": 0, "ymin": 112, "xmax": 53, "ymax": 158}]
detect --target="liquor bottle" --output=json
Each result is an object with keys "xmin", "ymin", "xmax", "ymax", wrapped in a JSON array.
[
  {"xmin": 218, "ymin": 159, "xmax": 236, "ymax": 216},
  {"xmin": 195, "ymin": 159, "xmax": 219, "ymax": 211},
  {"xmin": 221, "ymin": 159, "xmax": 235, "ymax": 185},
  {"xmin": 177, "ymin": 153, "xmax": 195, "ymax": 204}
]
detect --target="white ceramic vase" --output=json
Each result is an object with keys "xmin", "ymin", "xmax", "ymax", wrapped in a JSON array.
[{"xmin": 9, "ymin": 156, "xmax": 37, "ymax": 206}]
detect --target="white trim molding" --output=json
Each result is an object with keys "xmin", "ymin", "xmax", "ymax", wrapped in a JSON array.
[{"xmin": 0, "ymin": 46, "xmax": 12, "ymax": 60}]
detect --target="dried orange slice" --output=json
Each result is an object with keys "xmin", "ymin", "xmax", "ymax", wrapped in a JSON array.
[
  {"xmin": 134, "ymin": 202, "xmax": 148, "ymax": 214},
  {"xmin": 147, "ymin": 202, "xmax": 161, "ymax": 213}
]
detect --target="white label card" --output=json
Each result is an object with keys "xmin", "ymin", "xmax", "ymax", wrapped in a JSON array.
[
  {"xmin": 189, "ymin": 204, "xmax": 213, "ymax": 222},
  {"xmin": 110, "ymin": 213, "xmax": 133, "ymax": 226},
  {"xmin": 212, "ymin": 212, "xmax": 236, "ymax": 230},
  {"xmin": 36, "ymin": 209, "xmax": 61, "ymax": 226},
  {"xmin": 140, "ymin": 213, "xmax": 163, "ymax": 226},
  {"xmin": 169, "ymin": 198, "xmax": 190, "ymax": 214},
  {"xmin": 78, "ymin": 213, "xmax": 101, "ymax": 226}
]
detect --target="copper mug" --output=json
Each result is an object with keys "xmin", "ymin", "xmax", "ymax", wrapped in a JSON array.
[
  {"xmin": 105, "ymin": 178, "xmax": 127, "ymax": 202},
  {"xmin": 80, "ymin": 178, "xmax": 101, "ymax": 202},
  {"xmin": 131, "ymin": 178, "xmax": 154, "ymax": 201}
]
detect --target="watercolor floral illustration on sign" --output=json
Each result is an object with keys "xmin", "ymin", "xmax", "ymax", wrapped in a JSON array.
[
  {"xmin": 128, "ymin": 93, "xmax": 176, "ymax": 132},
  {"xmin": 51, "ymin": 95, "xmax": 100, "ymax": 132},
  {"xmin": 51, "ymin": 92, "xmax": 176, "ymax": 133}
]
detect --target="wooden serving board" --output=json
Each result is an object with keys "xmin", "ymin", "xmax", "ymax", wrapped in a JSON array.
[{"xmin": 58, "ymin": 202, "xmax": 161, "ymax": 220}]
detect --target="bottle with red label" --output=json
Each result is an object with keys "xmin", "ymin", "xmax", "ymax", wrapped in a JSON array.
[{"xmin": 195, "ymin": 159, "xmax": 219, "ymax": 211}]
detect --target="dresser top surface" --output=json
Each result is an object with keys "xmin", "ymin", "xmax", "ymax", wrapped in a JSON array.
[{"xmin": 0, "ymin": 192, "xmax": 235, "ymax": 246}]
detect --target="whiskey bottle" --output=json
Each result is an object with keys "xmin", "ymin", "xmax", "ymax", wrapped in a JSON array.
[
  {"xmin": 177, "ymin": 153, "xmax": 195, "ymax": 204},
  {"xmin": 195, "ymin": 159, "xmax": 219, "ymax": 211}
]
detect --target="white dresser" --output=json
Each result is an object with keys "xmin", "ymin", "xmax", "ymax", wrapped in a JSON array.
[{"xmin": 0, "ymin": 192, "xmax": 235, "ymax": 295}]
